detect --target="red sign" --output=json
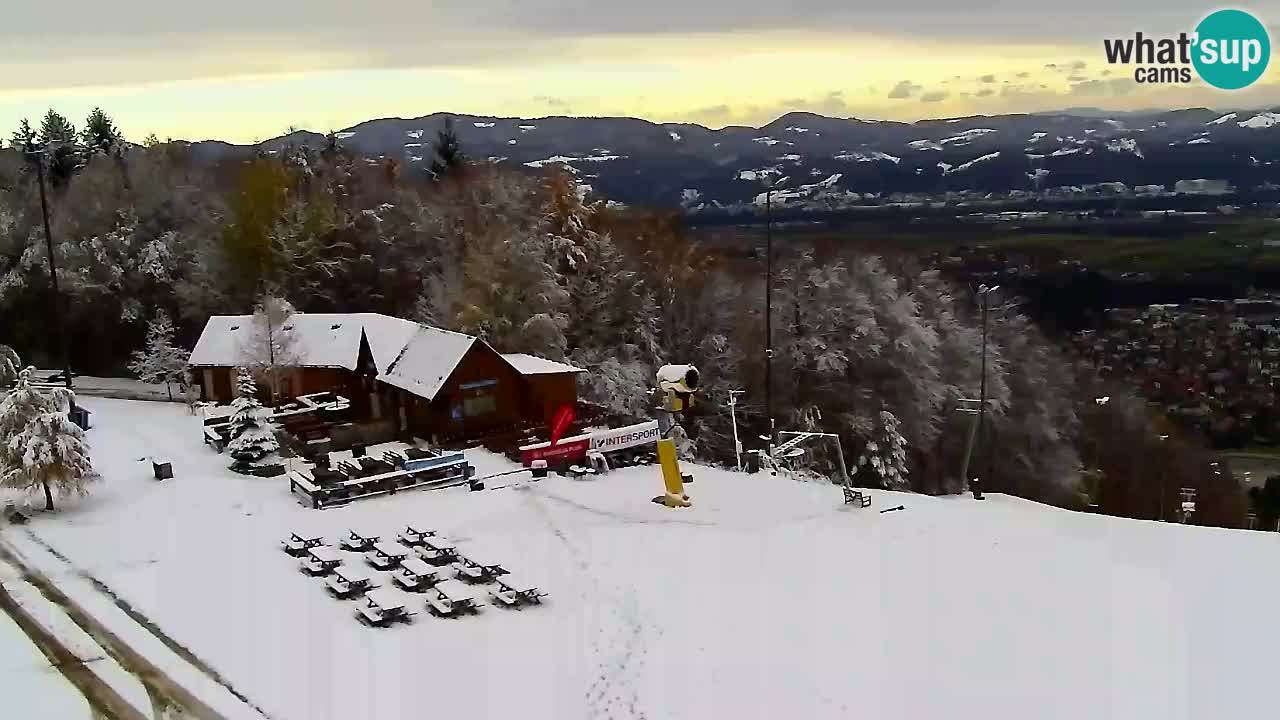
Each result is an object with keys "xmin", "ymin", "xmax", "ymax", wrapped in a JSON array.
[
  {"xmin": 550, "ymin": 405, "xmax": 576, "ymax": 446},
  {"xmin": 522, "ymin": 438, "xmax": 589, "ymax": 466}
]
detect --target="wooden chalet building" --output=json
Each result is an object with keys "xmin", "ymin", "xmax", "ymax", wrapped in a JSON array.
[{"xmin": 188, "ymin": 313, "xmax": 585, "ymax": 443}]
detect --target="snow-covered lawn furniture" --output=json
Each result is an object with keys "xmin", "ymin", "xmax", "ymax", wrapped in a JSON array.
[
  {"xmin": 453, "ymin": 550, "xmax": 507, "ymax": 584},
  {"xmin": 341, "ymin": 530, "xmax": 380, "ymax": 552},
  {"xmin": 392, "ymin": 557, "xmax": 441, "ymax": 592},
  {"xmin": 427, "ymin": 580, "xmax": 480, "ymax": 618},
  {"xmin": 356, "ymin": 588, "xmax": 415, "ymax": 627},
  {"xmin": 203, "ymin": 424, "xmax": 230, "ymax": 452},
  {"xmin": 842, "ymin": 486, "xmax": 872, "ymax": 508},
  {"xmin": 397, "ymin": 525, "xmax": 435, "ymax": 547},
  {"xmin": 281, "ymin": 532, "xmax": 325, "ymax": 557},
  {"xmin": 325, "ymin": 566, "xmax": 377, "ymax": 599},
  {"xmin": 415, "ymin": 536, "xmax": 459, "ymax": 566},
  {"xmin": 490, "ymin": 575, "xmax": 547, "ymax": 609},
  {"xmin": 300, "ymin": 546, "xmax": 344, "ymax": 576},
  {"xmin": 365, "ymin": 541, "xmax": 411, "ymax": 571}
]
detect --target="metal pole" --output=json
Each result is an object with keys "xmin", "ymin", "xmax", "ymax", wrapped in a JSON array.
[
  {"xmin": 728, "ymin": 390, "xmax": 743, "ymax": 472},
  {"xmin": 32, "ymin": 152, "xmax": 72, "ymax": 391},
  {"xmin": 977, "ymin": 290, "xmax": 989, "ymax": 471},
  {"xmin": 764, "ymin": 187, "xmax": 773, "ymax": 448},
  {"xmin": 959, "ymin": 290, "xmax": 990, "ymax": 487}
]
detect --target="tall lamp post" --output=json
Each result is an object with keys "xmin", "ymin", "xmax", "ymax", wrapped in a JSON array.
[
  {"xmin": 959, "ymin": 284, "xmax": 1000, "ymax": 491},
  {"xmin": 23, "ymin": 143, "xmax": 73, "ymax": 392},
  {"xmin": 762, "ymin": 175, "xmax": 786, "ymax": 451}
]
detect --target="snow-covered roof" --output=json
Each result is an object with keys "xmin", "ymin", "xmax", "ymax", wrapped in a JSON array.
[
  {"xmin": 377, "ymin": 327, "xmax": 477, "ymax": 401},
  {"xmin": 189, "ymin": 313, "xmax": 419, "ymax": 373},
  {"xmin": 502, "ymin": 353, "xmax": 585, "ymax": 375},
  {"xmin": 192, "ymin": 311, "xmax": 580, "ymax": 402}
]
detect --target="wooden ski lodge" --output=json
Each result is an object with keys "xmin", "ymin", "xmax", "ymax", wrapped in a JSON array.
[{"xmin": 188, "ymin": 313, "xmax": 584, "ymax": 443}]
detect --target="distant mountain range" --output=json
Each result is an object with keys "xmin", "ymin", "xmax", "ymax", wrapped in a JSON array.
[{"xmin": 185, "ymin": 108, "xmax": 1280, "ymax": 212}]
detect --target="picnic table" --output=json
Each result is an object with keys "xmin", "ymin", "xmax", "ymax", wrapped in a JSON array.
[
  {"xmin": 392, "ymin": 557, "xmax": 441, "ymax": 592},
  {"xmin": 325, "ymin": 566, "xmax": 377, "ymax": 599},
  {"xmin": 427, "ymin": 580, "xmax": 480, "ymax": 618},
  {"xmin": 415, "ymin": 536, "xmax": 459, "ymax": 566},
  {"xmin": 453, "ymin": 549, "xmax": 508, "ymax": 584},
  {"xmin": 300, "ymin": 545, "xmax": 344, "ymax": 576},
  {"xmin": 366, "ymin": 541, "xmax": 412, "ymax": 570},
  {"xmin": 340, "ymin": 530, "xmax": 380, "ymax": 552},
  {"xmin": 491, "ymin": 575, "xmax": 547, "ymax": 608},
  {"xmin": 356, "ymin": 588, "xmax": 415, "ymax": 627},
  {"xmin": 396, "ymin": 525, "xmax": 435, "ymax": 547},
  {"xmin": 281, "ymin": 532, "xmax": 325, "ymax": 557}
]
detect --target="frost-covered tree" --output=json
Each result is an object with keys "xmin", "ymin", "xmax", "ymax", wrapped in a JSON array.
[
  {"xmin": 127, "ymin": 310, "xmax": 190, "ymax": 401},
  {"xmin": 81, "ymin": 107, "xmax": 129, "ymax": 191},
  {"xmin": 429, "ymin": 116, "xmax": 465, "ymax": 181},
  {"xmin": 0, "ymin": 367, "xmax": 99, "ymax": 510},
  {"xmin": 0, "ymin": 344, "xmax": 19, "ymax": 388},
  {"xmin": 237, "ymin": 293, "xmax": 299, "ymax": 406},
  {"xmin": 226, "ymin": 369, "xmax": 279, "ymax": 465},
  {"xmin": 417, "ymin": 169, "xmax": 568, "ymax": 356},
  {"xmin": 853, "ymin": 411, "xmax": 909, "ymax": 489}
]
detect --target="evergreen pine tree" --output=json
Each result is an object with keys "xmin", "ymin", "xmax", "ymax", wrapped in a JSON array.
[
  {"xmin": 37, "ymin": 109, "xmax": 83, "ymax": 190},
  {"xmin": 854, "ymin": 410, "xmax": 909, "ymax": 490},
  {"xmin": 429, "ymin": 116, "xmax": 465, "ymax": 180},
  {"xmin": 226, "ymin": 369, "xmax": 280, "ymax": 465},
  {"xmin": 0, "ymin": 368, "xmax": 99, "ymax": 510},
  {"xmin": 82, "ymin": 107, "xmax": 130, "ymax": 190}
]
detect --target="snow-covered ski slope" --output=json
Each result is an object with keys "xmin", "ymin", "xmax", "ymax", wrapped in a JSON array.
[{"xmin": 7, "ymin": 397, "xmax": 1280, "ymax": 720}]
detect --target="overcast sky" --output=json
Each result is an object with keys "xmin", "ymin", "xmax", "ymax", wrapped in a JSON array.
[{"xmin": 1, "ymin": 1, "xmax": 1275, "ymax": 142}]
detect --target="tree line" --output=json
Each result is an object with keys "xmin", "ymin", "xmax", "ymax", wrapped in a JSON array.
[{"xmin": 0, "ymin": 108, "xmax": 1248, "ymax": 525}]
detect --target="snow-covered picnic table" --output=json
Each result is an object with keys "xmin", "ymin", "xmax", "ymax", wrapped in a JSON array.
[
  {"xmin": 492, "ymin": 575, "xmax": 547, "ymax": 608},
  {"xmin": 326, "ymin": 565, "xmax": 376, "ymax": 599},
  {"xmin": 281, "ymin": 532, "xmax": 325, "ymax": 556},
  {"xmin": 341, "ymin": 530, "xmax": 380, "ymax": 552},
  {"xmin": 416, "ymin": 535, "xmax": 459, "ymax": 566},
  {"xmin": 396, "ymin": 525, "xmax": 435, "ymax": 546},
  {"xmin": 393, "ymin": 557, "xmax": 440, "ymax": 591},
  {"xmin": 366, "ymin": 541, "xmax": 411, "ymax": 570},
  {"xmin": 427, "ymin": 580, "xmax": 480, "ymax": 617},
  {"xmin": 356, "ymin": 588, "xmax": 415, "ymax": 627},
  {"xmin": 300, "ymin": 545, "xmax": 345, "ymax": 575}
]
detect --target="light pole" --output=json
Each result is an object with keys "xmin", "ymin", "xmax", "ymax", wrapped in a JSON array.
[
  {"xmin": 728, "ymin": 389, "xmax": 745, "ymax": 471},
  {"xmin": 23, "ymin": 143, "xmax": 73, "ymax": 392},
  {"xmin": 959, "ymin": 284, "xmax": 1000, "ymax": 489},
  {"xmin": 763, "ymin": 178, "xmax": 779, "ymax": 450}
]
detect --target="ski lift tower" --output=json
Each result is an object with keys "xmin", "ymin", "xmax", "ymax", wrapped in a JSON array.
[{"xmin": 1179, "ymin": 487, "xmax": 1197, "ymax": 524}]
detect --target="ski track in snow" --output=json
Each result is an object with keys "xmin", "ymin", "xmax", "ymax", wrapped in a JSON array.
[{"xmin": 525, "ymin": 488, "xmax": 649, "ymax": 720}]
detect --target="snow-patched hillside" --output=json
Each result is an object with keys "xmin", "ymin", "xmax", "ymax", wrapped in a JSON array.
[{"xmin": 7, "ymin": 397, "xmax": 1280, "ymax": 720}]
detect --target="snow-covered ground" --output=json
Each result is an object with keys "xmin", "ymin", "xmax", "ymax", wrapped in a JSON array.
[
  {"xmin": 0, "ymin": 601, "xmax": 90, "ymax": 719},
  {"xmin": 7, "ymin": 397, "xmax": 1280, "ymax": 719}
]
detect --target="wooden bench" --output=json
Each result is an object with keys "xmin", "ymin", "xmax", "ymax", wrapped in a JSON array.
[{"xmin": 842, "ymin": 486, "xmax": 872, "ymax": 508}]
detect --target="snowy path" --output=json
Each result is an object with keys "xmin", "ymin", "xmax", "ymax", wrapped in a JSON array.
[
  {"xmin": 0, "ymin": 580, "xmax": 95, "ymax": 719},
  {"xmin": 11, "ymin": 397, "xmax": 1280, "ymax": 720}
]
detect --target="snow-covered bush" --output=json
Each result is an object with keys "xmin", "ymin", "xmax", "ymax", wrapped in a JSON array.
[
  {"xmin": 0, "ymin": 344, "xmax": 19, "ymax": 388},
  {"xmin": 226, "ymin": 369, "xmax": 280, "ymax": 466},
  {"xmin": 0, "ymin": 367, "xmax": 99, "ymax": 510}
]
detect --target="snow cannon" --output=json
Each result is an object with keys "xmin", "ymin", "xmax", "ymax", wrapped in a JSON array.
[
  {"xmin": 652, "ymin": 364, "xmax": 698, "ymax": 509},
  {"xmin": 657, "ymin": 364, "xmax": 699, "ymax": 413}
]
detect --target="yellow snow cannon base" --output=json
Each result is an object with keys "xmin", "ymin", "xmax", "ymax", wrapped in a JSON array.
[{"xmin": 653, "ymin": 437, "xmax": 692, "ymax": 508}]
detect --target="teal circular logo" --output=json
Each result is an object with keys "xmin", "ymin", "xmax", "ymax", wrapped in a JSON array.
[{"xmin": 1192, "ymin": 9, "xmax": 1271, "ymax": 90}]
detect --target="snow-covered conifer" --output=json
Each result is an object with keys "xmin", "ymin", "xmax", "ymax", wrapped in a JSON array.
[
  {"xmin": 854, "ymin": 410, "xmax": 909, "ymax": 489},
  {"xmin": 0, "ymin": 368, "xmax": 99, "ymax": 510},
  {"xmin": 226, "ymin": 369, "xmax": 279, "ymax": 465}
]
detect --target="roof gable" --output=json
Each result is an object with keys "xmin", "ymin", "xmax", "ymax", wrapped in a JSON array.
[{"xmin": 377, "ymin": 326, "xmax": 477, "ymax": 401}]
